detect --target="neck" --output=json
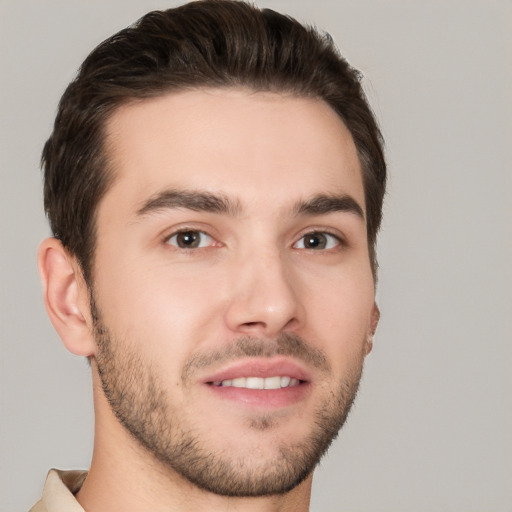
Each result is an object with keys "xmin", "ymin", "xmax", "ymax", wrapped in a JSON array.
[{"xmin": 76, "ymin": 372, "xmax": 312, "ymax": 512}]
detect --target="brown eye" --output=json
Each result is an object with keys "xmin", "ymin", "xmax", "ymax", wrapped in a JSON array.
[
  {"xmin": 294, "ymin": 232, "xmax": 340, "ymax": 250},
  {"xmin": 304, "ymin": 233, "xmax": 327, "ymax": 249},
  {"xmin": 167, "ymin": 230, "xmax": 213, "ymax": 249}
]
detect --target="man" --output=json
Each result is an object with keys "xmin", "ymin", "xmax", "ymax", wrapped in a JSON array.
[{"xmin": 33, "ymin": 0, "xmax": 386, "ymax": 510}]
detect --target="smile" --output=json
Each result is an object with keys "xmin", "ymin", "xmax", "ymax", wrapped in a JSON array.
[{"xmin": 211, "ymin": 376, "xmax": 300, "ymax": 389}]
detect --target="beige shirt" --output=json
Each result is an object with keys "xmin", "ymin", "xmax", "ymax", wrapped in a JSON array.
[{"xmin": 30, "ymin": 469, "xmax": 87, "ymax": 512}]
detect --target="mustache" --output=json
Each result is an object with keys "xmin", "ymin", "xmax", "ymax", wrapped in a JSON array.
[{"xmin": 181, "ymin": 332, "xmax": 330, "ymax": 381}]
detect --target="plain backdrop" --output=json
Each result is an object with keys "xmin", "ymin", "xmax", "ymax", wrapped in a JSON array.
[{"xmin": 1, "ymin": 1, "xmax": 511, "ymax": 511}]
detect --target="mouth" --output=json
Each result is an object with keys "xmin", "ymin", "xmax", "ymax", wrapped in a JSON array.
[
  {"xmin": 202, "ymin": 358, "xmax": 311, "ymax": 408},
  {"xmin": 210, "ymin": 376, "xmax": 301, "ymax": 389}
]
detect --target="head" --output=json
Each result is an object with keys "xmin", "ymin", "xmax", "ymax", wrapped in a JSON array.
[
  {"xmin": 39, "ymin": 0, "xmax": 386, "ymax": 500},
  {"xmin": 42, "ymin": 0, "xmax": 385, "ymax": 285}
]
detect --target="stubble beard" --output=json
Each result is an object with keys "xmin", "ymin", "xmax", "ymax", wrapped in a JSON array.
[{"xmin": 92, "ymin": 299, "xmax": 364, "ymax": 497}]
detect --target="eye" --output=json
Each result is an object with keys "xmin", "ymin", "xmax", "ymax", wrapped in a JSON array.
[
  {"xmin": 166, "ymin": 230, "xmax": 214, "ymax": 249},
  {"xmin": 294, "ymin": 231, "xmax": 341, "ymax": 250}
]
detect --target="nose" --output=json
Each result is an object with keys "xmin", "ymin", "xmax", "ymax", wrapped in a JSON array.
[{"xmin": 224, "ymin": 248, "xmax": 304, "ymax": 337}]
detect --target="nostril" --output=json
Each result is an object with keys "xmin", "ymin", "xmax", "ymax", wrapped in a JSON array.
[{"xmin": 242, "ymin": 321, "xmax": 266, "ymax": 328}]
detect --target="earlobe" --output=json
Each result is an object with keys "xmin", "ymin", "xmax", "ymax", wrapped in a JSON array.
[
  {"xmin": 364, "ymin": 302, "xmax": 380, "ymax": 356},
  {"xmin": 38, "ymin": 238, "xmax": 95, "ymax": 357}
]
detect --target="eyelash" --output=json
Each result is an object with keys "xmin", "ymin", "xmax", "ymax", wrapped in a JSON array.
[
  {"xmin": 293, "ymin": 230, "xmax": 344, "ymax": 251},
  {"xmin": 164, "ymin": 228, "xmax": 344, "ymax": 252},
  {"xmin": 165, "ymin": 229, "xmax": 217, "ymax": 249}
]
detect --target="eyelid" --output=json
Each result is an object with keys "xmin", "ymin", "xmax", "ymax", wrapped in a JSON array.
[
  {"xmin": 162, "ymin": 226, "xmax": 221, "ymax": 249},
  {"xmin": 168, "ymin": 231, "xmax": 212, "ymax": 248},
  {"xmin": 293, "ymin": 229, "xmax": 346, "ymax": 250}
]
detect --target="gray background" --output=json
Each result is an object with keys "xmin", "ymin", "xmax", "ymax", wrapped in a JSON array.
[{"xmin": 1, "ymin": 1, "xmax": 511, "ymax": 511}]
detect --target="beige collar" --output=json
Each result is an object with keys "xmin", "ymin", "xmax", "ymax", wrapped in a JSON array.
[{"xmin": 31, "ymin": 469, "xmax": 87, "ymax": 512}]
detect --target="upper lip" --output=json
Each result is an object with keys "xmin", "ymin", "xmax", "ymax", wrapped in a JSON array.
[{"xmin": 201, "ymin": 356, "xmax": 312, "ymax": 384}]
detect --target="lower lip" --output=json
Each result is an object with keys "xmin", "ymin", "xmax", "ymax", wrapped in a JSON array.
[{"xmin": 205, "ymin": 382, "xmax": 311, "ymax": 408}]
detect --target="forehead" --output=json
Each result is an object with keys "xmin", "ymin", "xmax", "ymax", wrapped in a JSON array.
[{"xmin": 102, "ymin": 88, "xmax": 364, "ymax": 215}]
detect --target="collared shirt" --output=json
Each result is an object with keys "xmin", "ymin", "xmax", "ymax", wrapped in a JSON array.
[{"xmin": 30, "ymin": 469, "xmax": 87, "ymax": 512}]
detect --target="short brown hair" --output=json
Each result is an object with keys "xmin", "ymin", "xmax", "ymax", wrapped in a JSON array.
[{"xmin": 42, "ymin": 0, "xmax": 386, "ymax": 283}]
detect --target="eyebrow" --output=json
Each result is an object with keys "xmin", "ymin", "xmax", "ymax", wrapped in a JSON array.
[
  {"xmin": 135, "ymin": 189, "xmax": 364, "ymax": 221},
  {"xmin": 292, "ymin": 194, "xmax": 365, "ymax": 220},
  {"xmin": 136, "ymin": 189, "xmax": 241, "ymax": 217}
]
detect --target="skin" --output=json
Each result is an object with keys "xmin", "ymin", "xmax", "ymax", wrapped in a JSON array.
[{"xmin": 39, "ymin": 88, "xmax": 379, "ymax": 512}]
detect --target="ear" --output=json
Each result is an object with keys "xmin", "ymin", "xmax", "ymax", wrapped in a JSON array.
[
  {"xmin": 38, "ymin": 238, "xmax": 96, "ymax": 357},
  {"xmin": 364, "ymin": 302, "xmax": 380, "ymax": 356}
]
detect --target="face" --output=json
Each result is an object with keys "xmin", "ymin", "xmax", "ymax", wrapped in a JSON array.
[{"xmin": 90, "ymin": 88, "xmax": 378, "ymax": 496}]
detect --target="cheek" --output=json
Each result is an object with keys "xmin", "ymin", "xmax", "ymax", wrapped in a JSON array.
[
  {"xmin": 303, "ymin": 270, "xmax": 374, "ymax": 361},
  {"xmin": 94, "ymin": 256, "xmax": 227, "ymax": 357}
]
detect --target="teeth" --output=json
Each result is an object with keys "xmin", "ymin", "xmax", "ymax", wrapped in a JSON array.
[
  {"xmin": 264, "ymin": 376, "xmax": 281, "ymax": 389},
  {"xmin": 246, "ymin": 377, "xmax": 264, "ymax": 389},
  {"xmin": 280, "ymin": 376, "xmax": 290, "ymax": 387},
  {"xmin": 214, "ymin": 376, "xmax": 300, "ymax": 389},
  {"xmin": 232, "ymin": 377, "xmax": 246, "ymax": 388}
]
